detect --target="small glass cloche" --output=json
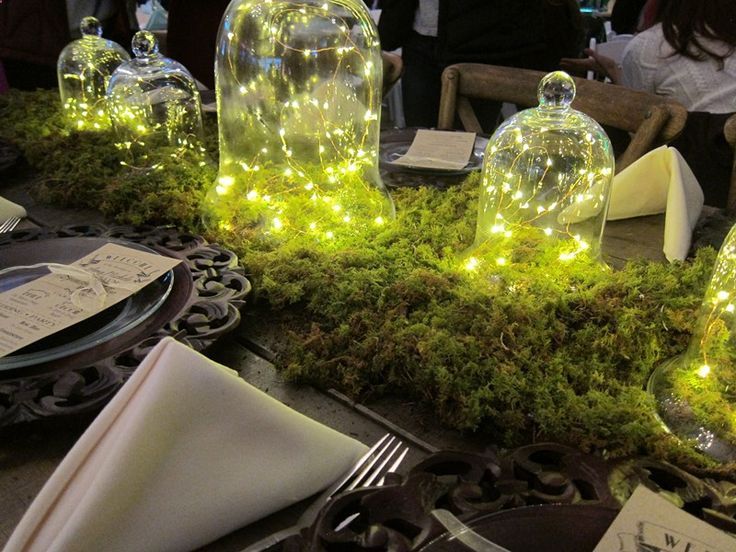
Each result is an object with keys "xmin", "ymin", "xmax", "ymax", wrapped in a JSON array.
[
  {"xmin": 57, "ymin": 16, "xmax": 130, "ymax": 130},
  {"xmin": 468, "ymin": 71, "xmax": 614, "ymax": 268},
  {"xmin": 107, "ymin": 31, "xmax": 203, "ymax": 167},
  {"xmin": 203, "ymin": 0, "xmax": 394, "ymax": 240},
  {"xmin": 650, "ymin": 223, "xmax": 736, "ymax": 462}
]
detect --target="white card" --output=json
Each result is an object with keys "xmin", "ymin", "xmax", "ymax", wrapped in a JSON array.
[
  {"xmin": 393, "ymin": 129, "xmax": 476, "ymax": 170},
  {"xmin": 0, "ymin": 243, "xmax": 181, "ymax": 358},
  {"xmin": 593, "ymin": 485, "xmax": 735, "ymax": 552}
]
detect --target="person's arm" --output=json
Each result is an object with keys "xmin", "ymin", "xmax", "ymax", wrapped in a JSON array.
[{"xmin": 559, "ymin": 48, "xmax": 622, "ymax": 83}]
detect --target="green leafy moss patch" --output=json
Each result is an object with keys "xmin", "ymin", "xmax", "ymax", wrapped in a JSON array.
[{"xmin": 1, "ymin": 89, "xmax": 732, "ymax": 473}]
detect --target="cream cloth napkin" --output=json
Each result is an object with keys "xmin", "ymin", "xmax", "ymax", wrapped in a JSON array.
[
  {"xmin": 0, "ymin": 196, "xmax": 26, "ymax": 222},
  {"xmin": 607, "ymin": 146, "xmax": 704, "ymax": 262},
  {"xmin": 4, "ymin": 337, "xmax": 368, "ymax": 552}
]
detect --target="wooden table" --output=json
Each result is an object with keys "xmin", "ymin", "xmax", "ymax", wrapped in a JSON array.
[{"xmin": 0, "ymin": 162, "xmax": 680, "ymax": 550}]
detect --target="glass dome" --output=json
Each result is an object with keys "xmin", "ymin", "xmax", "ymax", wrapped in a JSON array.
[
  {"xmin": 649, "ymin": 223, "xmax": 736, "ymax": 462},
  {"xmin": 107, "ymin": 31, "xmax": 204, "ymax": 167},
  {"xmin": 204, "ymin": 0, "xmax": 394, "ymax": 240},
  {"xmin": 467, "ymin": 72, "xmax": 614, "ymax": 268},
  {"xmin": 57, "ymin": 17, "xmax": 130, "ymax": 130}
]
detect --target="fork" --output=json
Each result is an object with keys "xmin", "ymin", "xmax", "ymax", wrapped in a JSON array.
[
  {"xmin": 0, "ymin": 216, "xmax": 21, "ymax": 234},
  {"xmin": 244, "ymin": 433, "xmax": 409, "ymax": 551}
]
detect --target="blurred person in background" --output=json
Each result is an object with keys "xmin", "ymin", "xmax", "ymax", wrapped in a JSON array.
[
  {"xmin": 609, "ymin": 0, "xmax": 647, "ymax": 34},
  {"xmin": 378, "ymin": 0, "xmax": 583, "ymax": 129},
  {"xmin": 562, "ymin": 0, "xmax": 736, "ymax": 207},
  {"xmin": 0, "ymin": 0, "xmax": 136, "ymax": 90}
]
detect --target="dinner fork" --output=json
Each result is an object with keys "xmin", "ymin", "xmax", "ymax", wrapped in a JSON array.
[
  {"xmin": 244, "ymin": 433, "xmax": 409, "ymax": 551},
  {"xmin": 0, "ymin": 216, "xmax": 21, "ymax": 234}
]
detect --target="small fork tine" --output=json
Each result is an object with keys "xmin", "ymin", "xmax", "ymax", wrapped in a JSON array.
[
  {"xmin": 0, "ymin": 216, "xmax": 21, "ymax": 233},
  {"xmin": 243, "ymin": 433, "xmax": 409, "ymax": 552},
  {"xmin": 326, "ymin": 433, "xmax": 392, "ymax": 497},
  {"xmin": 356, "ymin": 439, "xmax": 406, "ymax": 489}
]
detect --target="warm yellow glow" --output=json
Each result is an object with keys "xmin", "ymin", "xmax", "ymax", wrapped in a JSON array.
[
  {"xmin": 697, "ymin": 364, "xmax": 711, "ymax": 378},
  {"xmin": 464, "ymin": 257, "xmax": 479, "ymax": 271}
]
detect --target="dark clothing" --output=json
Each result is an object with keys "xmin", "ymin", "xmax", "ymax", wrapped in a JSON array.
[
  {"xmin": 670, "ymin": 112, "xmax": 735, "ymax": 208},
  {"xmin": 379, "ymin": 0, "xmax": 583, "ymax": 128},
  {"xmin": 610, "ymin": 0, "xmax": 646, "ymax": 35},
  {"xmin": 166, "ymin": 0, "xmax": 231, "ymax": 89},
  {"xmin": 0, "ymin": 0, "xmax": 133, "ymax": 89}
]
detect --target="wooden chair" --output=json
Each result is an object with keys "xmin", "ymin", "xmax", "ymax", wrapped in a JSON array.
[
  {"xmin": 724, "ymin": 114, "xmax": 736, "ymax": 213},
  {"xmin": 437, "ymin": 63, "xmax": 688, "ymax": 172},
  {"xmin": 381, "ymin": 51, "xmax": 403, "ymax": 98}
]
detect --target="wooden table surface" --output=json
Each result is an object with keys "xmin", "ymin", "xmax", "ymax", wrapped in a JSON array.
[{"xmin": 0, "ymin": 162, "xmax": 677, "ymax": 550}]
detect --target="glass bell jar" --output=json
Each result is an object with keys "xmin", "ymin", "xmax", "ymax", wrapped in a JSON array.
[
  {"xmin": 204, "ymin": 0, "xmax": 394, "ymax": 240},
  {"xmin": 467, "ymin": 72, "xmax": 614, "ymax": 268},
  {"xmin": 107, "ymin": 31, "xmax": 204, "ymax": 167},
  {"xmin": 649, "ymin": 223, "xmax": 736, "ymax": 462},
  {"xmin": 57, "ymin": 17, "xmax": 130, "ymax": 130}
]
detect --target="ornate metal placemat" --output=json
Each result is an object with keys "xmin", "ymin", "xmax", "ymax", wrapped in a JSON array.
[
  {"xmin": 292, "ymin": 443, "xmax": 736, "ymax": 551},
  {"xmin": 0, "ymin": 224, "xmax": 251, "ymax": 426}
]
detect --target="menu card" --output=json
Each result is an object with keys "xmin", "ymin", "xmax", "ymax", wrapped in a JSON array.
[
  {"xmin": 593, "ymin": 485, "xmax": 735, "ymax": 552},
  {"xmin": 393, "ymin": 129, "xmax": 476, "ymax": 170},
  {"xmin": 0, "ymin": 243, "xmax": 181, "ymax": 358}
]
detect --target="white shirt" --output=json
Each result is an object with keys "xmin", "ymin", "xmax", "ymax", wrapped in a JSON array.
[
  {"xmin": 413, "ymin": 0, "xmax": 439, "ymax": 37},
  {"xmin": 621, "ymin": 24, "xmax": 736, "ymax": 113}
]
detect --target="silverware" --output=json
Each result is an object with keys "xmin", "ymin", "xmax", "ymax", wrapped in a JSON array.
[
  {"xmin": 431, "ymin": 509, "xmax": 512, "ymax": 552},
  {"xmin": 0, "ymin": 216, "xmax": 21, "ymax": 234},
  {"xmin": 244, "ymin": 433, "xmax": 409, "ymax": 551}
]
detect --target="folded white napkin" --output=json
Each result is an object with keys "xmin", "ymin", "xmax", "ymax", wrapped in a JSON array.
[
  {"xmin": 607, "ymin": 146, "xmax": 704, "ymax": 262},
  {"xmin": 4, "ymin": 337, "xmax": 368, "ymax": 552},
  {"xmin": 0, "ymin": 196, "xmax": 26, "ymax": 222}
]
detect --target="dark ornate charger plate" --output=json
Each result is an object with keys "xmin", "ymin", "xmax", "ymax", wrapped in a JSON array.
[
  {"xmin": 289, "ymin": 443, "xmax": 736, "ymax": 551},
  {"xmin": 379, "ymin": 128, "xmax": 487, "ymax": 190},
  {"xmin": 0, "ymin": 224, "xmax": 251, "ymax": 427}
]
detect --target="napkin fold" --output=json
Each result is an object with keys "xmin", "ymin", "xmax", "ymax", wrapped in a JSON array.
[
  {"xmin": 4, "ymin": 337, "xmax": 368, "ymax": 552},
  {"xmin": 608, "ymin": 146, "xmax": 704, "ymax": 262},
  {"xmin": 0, "ymin": 195, "xmax": 26, "ymax": 222}
]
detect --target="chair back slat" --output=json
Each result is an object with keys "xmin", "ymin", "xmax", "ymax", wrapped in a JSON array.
[
  {"xmin": 724, "ymin": 114, "xmax": 736, "ymax": 213},
  {"xmin": 437, "ymin": 63, "xmax": 688, "ymax": 171}
]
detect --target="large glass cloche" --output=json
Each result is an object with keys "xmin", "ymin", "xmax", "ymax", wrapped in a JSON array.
[
  {"xmin": 204, "ymin": 0, "xmax": 394, "ymax": 240},
  {"xmin": 467, "ymin": 72, "xmax": 614, "ymax": 268},
  {"xmin": 650, "ymin": 223, "xmax": 736, "ymax": 462},
  {"xmin": 107, "ymin": 31, "xmax": 204, "ymax": 168},
  {"xmin": 57, "ymin": 17, "xmax": 130, "ymax": 130}
]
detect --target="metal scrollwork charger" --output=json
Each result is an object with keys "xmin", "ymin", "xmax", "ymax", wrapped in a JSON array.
[
  {"xmin": 0, "ymin": 224, "xmax": 251, "ymax": 427},
  {"xmin": 288, "ymin": 443, "xmax": 736, "ymax": 551}
]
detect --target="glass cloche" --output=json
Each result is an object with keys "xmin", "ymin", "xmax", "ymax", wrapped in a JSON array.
[
  {"xmin": 467, "ymin": 72, "xmax": 614, "ymax": 268},
  {"xmin": 203, "ymin": 0, "xmax": 394, "ymax": 240},
  {"xmin": 57, "ymin": 17, "xmax": 130, "ymax": 130},
  {"xmin": 650, "ymin": 223, "xmax": 736, "ymax": 462},
  {"xmin": 107, "ymin": 31, "xmax": 204, "ymax": 167}
]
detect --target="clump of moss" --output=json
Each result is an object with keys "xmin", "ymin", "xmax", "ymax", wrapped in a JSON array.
[{"xmin": 2, "ymin": 89, "xmax": 731, "ymax": 471}]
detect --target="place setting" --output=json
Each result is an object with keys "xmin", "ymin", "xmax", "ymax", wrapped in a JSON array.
[
  {"xmin": 379, "ymin": 128, "xmax": 487, "ymax": 183},
  {"xmin": 0, "ymin": 225, "xmax": 251, "ymax": 426}
]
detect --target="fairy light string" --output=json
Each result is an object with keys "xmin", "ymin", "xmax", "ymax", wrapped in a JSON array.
[
  {"xmin": 466, "ymin": 72, "xmax": 614, "ymax": 271},
  {"xmin": 207, "ymin": 0, "xmax": 393, "ymax": 240},
  {"xmin": 57, "ymin": 16, "xmax": 130, "ymax": 131},
  {"xmin": 107, "ymin": 31, "xmax": 205, "ymax": 170}
]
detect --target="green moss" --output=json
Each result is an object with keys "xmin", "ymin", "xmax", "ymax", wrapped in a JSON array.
[{"xmin": 1, "ymin": 89, "xmax": 730, "ymax": 471}]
